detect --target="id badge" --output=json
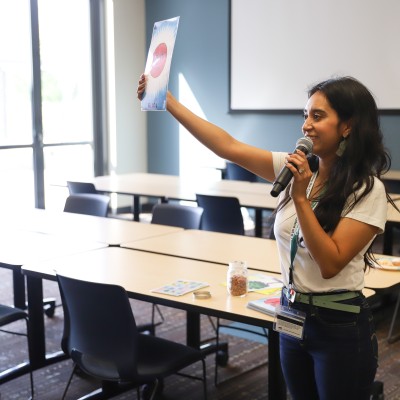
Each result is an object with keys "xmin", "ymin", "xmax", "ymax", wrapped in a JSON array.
[{"xmin": 273, "ymin": 305, "xmax": 306, "ymax": 339}]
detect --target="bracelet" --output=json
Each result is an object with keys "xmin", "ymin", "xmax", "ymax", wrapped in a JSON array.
[{"xmin": 193, "ymin": 290, "xmax": 211, "ymax": 299}]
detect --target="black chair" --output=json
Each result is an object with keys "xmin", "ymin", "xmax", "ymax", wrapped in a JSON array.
[
  {"xmin": 66, "ymin": 181, "xmax": 98, "ymax": 195},
  {"xmin": 63, "ymin": 194, "xmax": 110, "ymax": 217},
  {"xmin": 225, "ymin": 162, "xmax": 258, "ymax": 182},
  {"xmin": 147, "ymin": 203, "xmax": 204, "ymax": 334},
  {"xmin": 383, "ymin": 179, "xmax": 400, "ymax": 194},
  {"xmin": 224, "ymin": 162, "xmax": 260, "ymax": 233},
  {"xmin": 195, "ymin": 194, "xmax": 268, "ymax": 384},
  {"xmin": 151, "ymin": 203, "xmax": 203, "ymax": 229},
  {"xmin": 0, "ymin": 304, "xmax": 34, "ymax": 399},
  {"xmin": 196, "ymin": 194, "xmax": 244, "ymax": 235},
  {"xmin": 57, "ymin": 274, "xmax": 207, "ymax": 400}
]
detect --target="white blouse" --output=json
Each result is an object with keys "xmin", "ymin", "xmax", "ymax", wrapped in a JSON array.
[{"xmin": 272, "ymin": 152, "xmax": 387, "ymax": 292}]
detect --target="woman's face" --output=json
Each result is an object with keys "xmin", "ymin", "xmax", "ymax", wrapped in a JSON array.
[{"xmin": 302, "ymin": 91, "xmax": 350, "ymax": 159}]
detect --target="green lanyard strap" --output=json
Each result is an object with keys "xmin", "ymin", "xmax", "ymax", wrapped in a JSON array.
[{"xmin": 289, "ymin": 172, "xmax": 320, "ymax": 288}]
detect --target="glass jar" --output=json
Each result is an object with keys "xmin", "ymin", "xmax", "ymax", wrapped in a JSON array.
[{"xmin": 227, "ymin": 261, "xmax": 248, "ymax": 297}]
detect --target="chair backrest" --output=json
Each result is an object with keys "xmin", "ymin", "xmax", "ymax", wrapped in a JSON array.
[
  {"xmin": 67, "ymin": 181, "xmax": 98, "ymax": 194},
  {"xmin": 151, "ymin": 203, "xmax": 203, "ymax": 229},
  {"xmin": 57, "ymin": 274, "xmax": 140, "ymax": 381},
  {"xmin": 225, "ymin": 162, "xmax": 257, "ymax": 182},
  {"xmin": 384, "ymin": 179, "xmax": 400, "ymax": 194},
  {"xmin": 266, "ymin": 212, "xmax": 276, "ymax": 240},
  {"xmin": 64, "ymin": 194, "xmax": 110, "ymax": 217},
  {"xmin": 196, "ymin": 194, "xmax": 244, "ymax": 235}
]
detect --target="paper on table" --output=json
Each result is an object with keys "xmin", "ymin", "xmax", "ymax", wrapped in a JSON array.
[
  {"xmin": 141, "ymin": 16, "xmax": 180, "ymax": 111},
  {"xmin": 248, "ymin": 273, "xmax": 283, "ymax": 294},
  {"xmin": 374, "ymin": 255, "xmax": 400, "ymax": 271},
  {"xmin": 151, "ymin": 279, "xmax": 209, "ymax": 297}
]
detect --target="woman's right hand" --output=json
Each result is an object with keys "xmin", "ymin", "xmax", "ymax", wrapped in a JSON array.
[{"xmin": 136, "ymin": 74, "xmax": 146, "ymax": 100}]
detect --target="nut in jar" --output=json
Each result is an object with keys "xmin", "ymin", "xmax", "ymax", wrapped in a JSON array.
[{"xmin": 227, "ymin": 260, "xmax": 248, "ymax": 297}]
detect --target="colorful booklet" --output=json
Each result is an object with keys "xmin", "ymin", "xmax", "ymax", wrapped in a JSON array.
[
  {"xmin": 247, "ymin": 287, "xmax": 282, "ymax": 317},
  {"xmin": 141, "ymin": 16, "xmax": 180, "ymax": 111},
  {"xmin": 151, "ymin": 279, "xmax": 209, "ymax": 297}
]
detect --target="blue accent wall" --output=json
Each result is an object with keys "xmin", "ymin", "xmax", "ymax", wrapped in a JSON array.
[{"xmin": 146, "ymin": 0, "xmax": 400, "ymax": 174}]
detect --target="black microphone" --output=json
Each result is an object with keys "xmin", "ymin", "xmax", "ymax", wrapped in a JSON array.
[{"xmin": 270, "ymin": 137, "xmax": 313, "ymax": 197}]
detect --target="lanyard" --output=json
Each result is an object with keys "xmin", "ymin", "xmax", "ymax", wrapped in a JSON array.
[{"xmin": 288, "ymin": 172, "xmax": 320, "ymax": 288}]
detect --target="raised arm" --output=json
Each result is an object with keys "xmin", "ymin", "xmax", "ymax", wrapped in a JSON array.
[{"xmin": 137, "ymin": 75, "xmax": 276, "ymax": 182}]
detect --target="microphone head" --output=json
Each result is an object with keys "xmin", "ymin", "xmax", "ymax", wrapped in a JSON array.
[{"xmin": 296, "ymin": 137, "xmax": 313, "ymax": 155}]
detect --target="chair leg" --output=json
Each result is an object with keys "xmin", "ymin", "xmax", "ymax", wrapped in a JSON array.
[
  {"xmin": 214, "ymin": 318, "xmax": 220, "ymax": 387},
  {"xmin": 61, "ymin": 363, "xmax": 77, "ymax": 400},
  {"xmin": 201, "ymin": 359, "xmax": 208, "ymax": 400},
  {"xmin": 207, "ymin": 315, "xmax": 217, "ymax": 333},
  {"xmin": 148, "ymin": 378, "xmax": 159, "ymax": 400},
  {"xmin": 23, "ymin": 318, "xmax": 35, "ymax": 399},
  {"xmin": 28, "ymin": 355, "xmax": 34, "ymax": 400},
  {"xmin": 150, "ymin": 304, "xmax": 165, "ymax": 334}
]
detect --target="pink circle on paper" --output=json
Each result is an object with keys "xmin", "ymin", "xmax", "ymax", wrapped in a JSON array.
[{"xmin": 150, "ymin": 43, "xmax": 168, "ymax": 78}]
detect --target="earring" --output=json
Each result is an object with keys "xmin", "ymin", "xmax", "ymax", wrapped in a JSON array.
[{"xmin": 336, "ymin": 138, "xmax": 347, "ymax": 157}]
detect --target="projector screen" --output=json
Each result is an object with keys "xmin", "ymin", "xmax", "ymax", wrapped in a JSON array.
[{"xmin": 230, "ymin": 0, "xmax": 400, "ymax": 110}]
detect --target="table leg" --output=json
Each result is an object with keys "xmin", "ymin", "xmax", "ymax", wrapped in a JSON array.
[
  {"xmin": 12, "ymin": 268, "xmax": 26, "ymax": 309},
  {"xmin": 26, "ymin": 275, "xmax": 47, "ymax": 368},
  {"xmin": 186, "ymin": 311, "xmax": 228, "ymax": 358},
  {"xmin": 133, "ymin": 195, "xmax": 140, "ymax": 221},
  {"xmin": 0, "ymin": 274, "xmax": 65, "ymax": 384},
  {"xmin": 186, "ymin": 310, "xmax": 201, "ymax": 348},
  {"xmin": 25, "ymin": 275, "xmax": 66, "ymax": 370},
  {"xmin": 254, "ymin": 209, "xmax": 263, "ymax": 237}
]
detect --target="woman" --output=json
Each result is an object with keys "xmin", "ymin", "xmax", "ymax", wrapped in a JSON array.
[{"xmin": 137, "ymin": 75, "xmax": 397, "ymax": 399}]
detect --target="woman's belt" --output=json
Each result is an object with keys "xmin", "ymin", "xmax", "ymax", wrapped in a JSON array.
[{"xmin": 282, "ymin": 287, "xmax": 361, "ymax": 314}]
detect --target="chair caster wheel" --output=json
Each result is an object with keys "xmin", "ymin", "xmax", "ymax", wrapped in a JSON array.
[
  {"xmin": 370, "ymin": 380, "xmax": 384, "ymax": 400},
  {"xmin": 216, "ymin": 349, "xmax": 229, "ymax": 366},
  {"xmin": 44, "ymin": 301, "xmax": 56, "ymax": 318},
  {"xmin": 141, "ymin": 379, "xmax": 164, "ymax": 400}
]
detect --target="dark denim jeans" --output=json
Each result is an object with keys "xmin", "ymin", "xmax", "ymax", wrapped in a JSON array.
[{"xmin": 279, "ymin": 293, "xmax": 378, "ymax": 400}]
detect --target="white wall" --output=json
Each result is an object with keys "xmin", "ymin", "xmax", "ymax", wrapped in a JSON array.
[
  {"xmin": 108, "ymin": 0, "xmax": 147, "ymax": 174},
  {"xmin": 231, "ymin": 0, "xmax": 400, "ymax": 110}
]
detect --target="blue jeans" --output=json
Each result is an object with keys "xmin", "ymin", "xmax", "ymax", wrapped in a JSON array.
[{"xmin": 279, "ymin": 292, "xmax": 378, "ymax": 400}]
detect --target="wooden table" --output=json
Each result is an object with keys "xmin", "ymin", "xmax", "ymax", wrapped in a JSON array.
[
  {"xmin": 94, "ymin": 173, "xmax": 278, "ymax": 237},
  {"xmin": 0, "ymin": 208, "xmax": 182, "ymax": 312},
  {"xmin": 383, "ymin": 170, "xmax": 400, "ymax": 181},
  {"xmin": 0, "ymin": 229, "xmax": 106, "ymax": 309},
  {"xmin": 94, "ymin": 172, "xmax": 400, "ymax": 240},
  {"xmin": 122, "ymin": 229, "xmax": 281, "ymax": 273},
  {"xmin": 124, "ymin": 227, "xmax": 400, "ymax": 345},
  {"xmin": 382, "ymin": 170, "xmax": 400, "ymax": 193},
  {"xmin": 122, "ymin": 228, "xmax": 400, "ymax": 293},
  {"xmin": 2, "ymin": 208, "xmax": 183, "ymax": 246},
  {"xmin": 22, "ymin": 247, "xmax": 287, "ymax": 400}
]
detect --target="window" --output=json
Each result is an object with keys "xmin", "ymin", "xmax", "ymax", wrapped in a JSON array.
[{"xmin": 0, "ymin": 0, "xmax": 105, "ymax": 212}]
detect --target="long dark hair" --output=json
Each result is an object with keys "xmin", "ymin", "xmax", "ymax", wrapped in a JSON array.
[{"xmin": 276, "ymin": 76, "xmax": 397, "ymax": 268}]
